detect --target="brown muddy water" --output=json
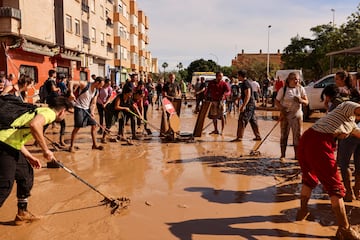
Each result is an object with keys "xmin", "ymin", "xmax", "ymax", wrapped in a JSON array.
[{"xmin": 0, "ymin": 103, "xmax": 359, "ymax": 240}]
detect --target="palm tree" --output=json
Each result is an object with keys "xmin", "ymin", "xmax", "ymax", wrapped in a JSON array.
[
  {"xmin": 162, "ymin": 62, "xmax": 168, "ymax": 78},
  {"xmin": 176, "ymin": 62, "xmax": 183, "ymax": 71}
]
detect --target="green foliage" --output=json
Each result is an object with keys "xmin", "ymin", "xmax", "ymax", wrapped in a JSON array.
[
  {"xmin": 178, "ymin": 69, "xmax": 188, "ymax": 82},
  {"xmin": 220, "ymin": 66, "xmax": 235, "ymax": 78},
  {"xmin": 281, "ymin": 4, "xmax": 360, "ymax": 80},
  {"xmin": 185, "ymin": 59, "xmax": 219, "ymax": 82}
]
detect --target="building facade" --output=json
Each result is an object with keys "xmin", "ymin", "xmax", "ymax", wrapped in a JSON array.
[
  {"xmin": 0, "ymin": 0, "xmax": 157, "ymax": 100},
  {"xmin": 231, "ymin": 49, "xmax": 283, "ymax": 74}
]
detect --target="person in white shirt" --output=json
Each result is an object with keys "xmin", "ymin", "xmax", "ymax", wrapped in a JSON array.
[
  {"xmin": 275, "ymin": 72, "xmax": 308, "ymax": 161},
  {"xmin": 249, "ymin": 79, "xmax": 261, "ymax": 103}
]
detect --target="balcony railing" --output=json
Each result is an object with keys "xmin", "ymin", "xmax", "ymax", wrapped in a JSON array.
[
  {"xmin": 0, "ymin": 7, "xmax": 21, "ymax": 20},
  {"xmin": 107, "ymin": 46, "xmax": 114, "ymax": 53}
]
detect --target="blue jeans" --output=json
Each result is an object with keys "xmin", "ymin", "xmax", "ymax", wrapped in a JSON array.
[{"xmin": 337, "ymin": 135, "xmax": 360, "ymax": 176}]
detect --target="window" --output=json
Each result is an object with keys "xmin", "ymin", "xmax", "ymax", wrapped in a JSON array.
[
  {"xmin": 100, "ymin": 32, "xmax": 105, "ymax": 46},
  {"xmin": 19, "ymin": 65, "xmax": 38, "ymax": 84},
  {"xmin": 74, "ymin": 19, "xmax": 80, "ymax": 35},
  {"xmin": 80, "ymin": 71, "xmax": 88, "ymax": 81},
  {"xmin": 123, "ymin": 4, "xmax": 128, "ymax": 19},
  {"xmin": 91, "ymin": 27, "xmax": 96, "ymax": 42},
  {"xmin": 117, "ymin": 2, "xmax": 123, "ymax": 13},
  {"xmin": 66, "ymin": 15, "xmax": 72, "ymax": 32},
  {"xmin": 100, "ymin": 5, "xmax": 104, "ymax": 19},
  {"xmin": 56, "ymin": 67, "xmax": 69, "ymax": 78},
  {"xmin": 90, "ymin": 0, "xmax": 95, "ymax": 12}
]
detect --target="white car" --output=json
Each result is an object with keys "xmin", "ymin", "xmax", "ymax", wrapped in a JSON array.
[{"xmin": 303, "ymin": 72, "xmax": 356, "ymax": 119}]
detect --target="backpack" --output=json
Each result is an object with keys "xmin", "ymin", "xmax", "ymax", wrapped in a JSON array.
[
  {"xmin": 39, "ymin": 80, "xmax": 50, "ymax": 103},
  {"xmin": 231, "ymin": 85, "xmax": 239, "ymax": 98},
  {"xmin": 0, "ymin": 95, "xmax": 38, "ymax": 130}
]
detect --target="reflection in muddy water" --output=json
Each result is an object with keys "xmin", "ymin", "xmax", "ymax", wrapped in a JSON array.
[{"xmin": 160, "ymin": 144, "xmax": 184, "ymax": 191}]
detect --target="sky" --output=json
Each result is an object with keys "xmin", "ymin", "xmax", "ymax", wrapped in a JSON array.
[{"xmin": 135, "ymin": 0, "xmax": 359, "ymax": 71}]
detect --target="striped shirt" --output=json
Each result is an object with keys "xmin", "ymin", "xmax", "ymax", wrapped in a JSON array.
[{"xmin": 312, "ymin": 101, "xmax": 360, "ymax": 135}]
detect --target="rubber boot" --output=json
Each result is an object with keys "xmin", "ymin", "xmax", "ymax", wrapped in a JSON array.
[
  {"xmin": 296, "ymin": 195, "xmax": 310, "ymax": 221},
  {"xmin": 354, "ymin": 174, "xmax": 360, "ymax": 200},
  {"xmin": 333, "ymin": 204, "xmax": 360, "ymax": 240},
  {"xmin": 343, "ymin": 168, "xmax": 355, "ymax": 202}
]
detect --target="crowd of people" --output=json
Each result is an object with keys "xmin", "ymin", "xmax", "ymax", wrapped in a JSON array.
[{"xmin": 1, "ymin": 69, "xmax": 360, "ymax": 239}]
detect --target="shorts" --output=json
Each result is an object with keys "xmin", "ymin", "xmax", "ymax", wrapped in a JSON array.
[
  {"xmin": 208, "ymin": 101, "xmax": 224, "ymax": 119},
  {"xmin": 298, "ymin": 128, "xmax": 345, "ymax": 198},
  {"xmin": 74, "ymin": 107, "xmax": 97, "ymax": 128}
]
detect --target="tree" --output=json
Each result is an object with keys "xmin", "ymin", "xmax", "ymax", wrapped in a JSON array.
[
  {"xmin": 281, "ymin": 4, "xmax": 360, "ymax": 79},
  {"xmin": 162, "ymin": 62, "xmax": 168, "ymax": 73},
  {"xmin": 176, "ymin": 62, "xmax": 183, "ymax": 71},
  {"xmin": 161, "ymin": 62, "xmax": 169, "ymax": 79},
  {"xmin": 186, "ymin": 59, "xmax": 219, "ymax": 82},
  {"xmin": 220, "ymin": 66, "xmax": 235, "ymax": 79}
]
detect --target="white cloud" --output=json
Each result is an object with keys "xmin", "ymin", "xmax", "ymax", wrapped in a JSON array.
[{"xmin": 136, "ymin": 0, "xmax": 359, "ymax": 69}]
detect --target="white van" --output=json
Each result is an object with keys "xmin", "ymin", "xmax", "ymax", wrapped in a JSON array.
[
  {"xmin": 191, "ymin": 72, "xmax": 216, "ymax": 86},
  {"xmin": 275, "ymin": 69, "xmax": 304, "ymax": 85}
]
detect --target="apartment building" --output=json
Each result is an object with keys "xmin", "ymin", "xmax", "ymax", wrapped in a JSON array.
[{"xmin": 0, "ymin": 0, "xmax": 156, "ymax": 97}]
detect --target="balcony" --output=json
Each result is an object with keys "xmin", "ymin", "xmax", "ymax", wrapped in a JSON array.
[
  {"xmin": 0, "ymin": 7, "xmax": 21, "ymax": 20},
  {"xmin": 106, "ymin": 18, "xmax": 113, "ymax": 28},
  {"xmin": 81, "ymin": 2, "xmax": 89, "ymax": 13},
  {"xmin": 0, "ymin": 7, "xmax": 21, "ymax": 35},
  {"xmin": 82, "ymin": 36, "xmax": 90, "ymax": 44},
  {"xmin": 107, "ymin": 46, "xmax": 114, "ymax": 53}
]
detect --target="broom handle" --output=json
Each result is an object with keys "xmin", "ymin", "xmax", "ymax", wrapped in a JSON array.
[
  {"xmin": 55, "ymin": 160, "xmax": 111, "ymax": 200},
  {"xmin": 252, "ymin": 119, "xmax": 280, "ymax": 152}
]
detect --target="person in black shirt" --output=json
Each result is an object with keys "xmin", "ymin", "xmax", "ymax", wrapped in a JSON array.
[{"xmin": 231, "ymin": 70, "xmax": 261, "ymax": 142}]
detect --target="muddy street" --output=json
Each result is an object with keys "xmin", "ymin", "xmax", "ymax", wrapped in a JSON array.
[{"xmin": 0, "ymin": 104, "xmax": 359, "ymax": 240}]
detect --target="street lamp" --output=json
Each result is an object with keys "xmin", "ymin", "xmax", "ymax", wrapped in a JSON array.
[
  {"xmin": 266, "ymin": 25, "xmax": 271, "ymax": 77},
  {"xmin": 209, "ymin": 53, "xmax": 219, "ymax": 64},
  {"xmin": 331, "ymin": 8, "xmax": 335, "ymax": 27}
]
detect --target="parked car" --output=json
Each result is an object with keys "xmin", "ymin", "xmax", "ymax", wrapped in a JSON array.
[{"xmin": 303, "ymin": 72, "xmax": 357, "ymax": 119}]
